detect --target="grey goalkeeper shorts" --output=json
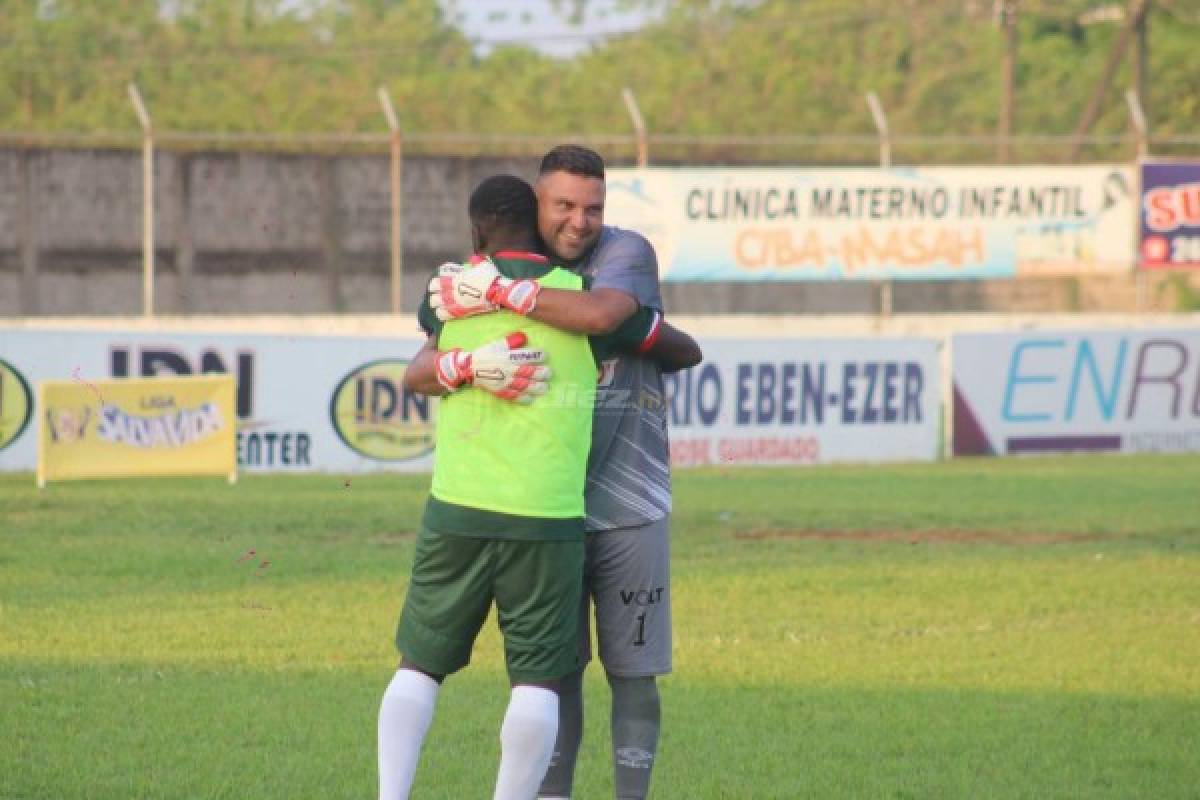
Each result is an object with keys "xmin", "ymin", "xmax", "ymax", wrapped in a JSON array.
[{"xmin": 578, "ymin": 515, "xmax": 672, "ymax": 677}]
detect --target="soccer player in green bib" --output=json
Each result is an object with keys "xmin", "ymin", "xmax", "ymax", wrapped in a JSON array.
[{"xmin": 377, "ymin": 175, "xmax": 690, "ymax": 800}]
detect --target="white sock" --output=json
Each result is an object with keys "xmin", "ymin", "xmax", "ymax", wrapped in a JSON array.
[
  {"xmin": 493, "ymin": 686, "xmax": 560, "ymax": 800},
  {"xmin": 378, "ymin": 668, "xmax": 440, "ymax": 800}
]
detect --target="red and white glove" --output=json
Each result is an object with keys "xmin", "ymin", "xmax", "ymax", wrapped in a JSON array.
[
  {"xmin": 434, "ymin": 332, "xmax": 552, "ymax": 404},
  {"xmin": 429, "ymin": 258, "xmax": 540, "ymax": 321}
]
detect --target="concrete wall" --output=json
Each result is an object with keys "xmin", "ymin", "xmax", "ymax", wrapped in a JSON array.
[
  {"xmin": 1, "ymin": 147, "xmax": 1198, "ymax": 316},
  {"xmin": 0, "ymin": 148, "xmax": 534, "ymax": 316}
]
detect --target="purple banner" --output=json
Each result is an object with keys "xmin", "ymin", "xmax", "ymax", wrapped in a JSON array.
[
  {"xmin": 1140, "ymin": 162, "xmax": 1200, "ymax": 269},
  {"xmin": 1005, "ymin": 435, "xmax": 1122, "ymax": 454}
]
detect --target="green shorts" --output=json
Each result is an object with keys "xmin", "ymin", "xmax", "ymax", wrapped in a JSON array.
[{"xmin": 396, "ymin": 526, "xmax": 584, "ymax": 683}]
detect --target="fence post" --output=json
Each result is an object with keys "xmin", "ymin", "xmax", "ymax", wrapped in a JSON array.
[
  {"xmin": 996, "ymin": 0, "xmax": 1019, "ymax": 163},
  {"xmin": 621, "ymin": 87, "xmax": 648, "ymax": 167},
  {"xmin": 1125, "ymin": 88, "xmax": 1149, "ymax": 311},
  {"xmin": 18, "ymin": 148, "xmax": 38, "ymax": 315},
  {"xmin": 175, "ymin": 155, "xmax": 194, "ymax": 313},
  {"xmin": 866, "ymin": 92, "xmax": 894, "ymax": 315},
  {"xmin": 1125, "ymin": 87, "xmax": 1149, "ymax": 160},
  {"xmin": 128, "ymin": 84, "xmax": 154, "ymax": 317},
  {"xmin": 378, "ymin": 86, "xmax": 404, "ymax": 314},
  {"xmin": 866, "ymin": 91, "xmax": 891, "ymax": 169}
]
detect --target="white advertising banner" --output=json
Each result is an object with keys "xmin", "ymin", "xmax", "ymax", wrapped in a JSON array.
[
  {"xmin": 0, "ymin": 330, "xmax": 433, "ymax": 473},
  {"xmin": 952, "ymin": 329, "xmax": 1200, "ymax": 456},
  {"xmin": 1, "ymin": 329, "xmax": 942, "ymax": 473},
  {"xmin": 663, "ymin": 338, "xmax": 941, "ymax": 467},
  {"xmin": 605, "ymin": 166, "xmax": 1136, "ymax": 281}
]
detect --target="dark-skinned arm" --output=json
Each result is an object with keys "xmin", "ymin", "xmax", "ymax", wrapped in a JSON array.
[
  {"xmin": 605, "ymin": 309, "xmax": 703, "ymax": 374},
  {"xmin": 402, "ymin": 336, "xmax": 449, "ymax": 397},
  {"xmin": 643, "ymin": 322, "xmax": 703, "ymax": 374}
]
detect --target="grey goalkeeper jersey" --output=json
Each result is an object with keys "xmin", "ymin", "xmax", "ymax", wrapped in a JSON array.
[{"xmin": 574, "ymin": 226, "xmax": 672, "ymax": 532}]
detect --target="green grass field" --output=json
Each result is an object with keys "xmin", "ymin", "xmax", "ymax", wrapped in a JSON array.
[{"xmin": 2, "ymin": 455, "xmax": 1199, "ymax": 799}]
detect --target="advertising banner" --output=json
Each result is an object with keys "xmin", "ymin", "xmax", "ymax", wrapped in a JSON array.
[
  {"xmin": 0, "ymin": 357, "xmax": 34, "ymax": 454},
  {"xmin": 663, "ymin": 338, "xmax": 941, "ymax": 467},
  {"xmin": 38, "ymin": 375, "xmax": 236, "ymax": 486},
  {"xmin": 606, "ymin": 166, "xmax": 1136, "ymax": 281},
  {"xmin": 0, "ymin": 330, "xmax": 433, "ymax": 474},
  {"xmin": 1, "ymin": 328, "xmax": 941, "ymax": 473},
  {"xmin": 1140, "ymin": 162, "xmax": 1200, "ymax": 269},
  {"xmin": 953, "ymin": 329, "xmax": 1200, "ymax": 456}
]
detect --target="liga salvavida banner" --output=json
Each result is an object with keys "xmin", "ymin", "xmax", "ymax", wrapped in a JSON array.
[
  {"xmin": 0, "ymin": 329, "xmax": 434, "ymax": 474},
  {"xmin": 952, "ymin": 329, "xmax": 1200, "ymax": 456},
  {"xmin": 605, "ymin": 166, "xmax": 1136, "ymax": 281},
  {"xmin": 662, "ymin": 338, "xmax": 941, "ymax": 467},
  {"xmin": 1140, "ymin": 161, "xmax": 1200, "ymax": 270},
  {"xmin": 38, "ymin": 375, "xmax": 237, "ymax": 486}
]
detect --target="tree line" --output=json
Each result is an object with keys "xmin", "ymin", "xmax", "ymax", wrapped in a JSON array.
[{"xmin": 1, "ymin": 0, "xmax": 1196, "ymax": 162}]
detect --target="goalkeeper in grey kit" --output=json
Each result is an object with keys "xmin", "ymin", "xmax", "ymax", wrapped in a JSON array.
[{"xmin": 432, "ymin": 145, "xmax": 701, "ymax": 800}]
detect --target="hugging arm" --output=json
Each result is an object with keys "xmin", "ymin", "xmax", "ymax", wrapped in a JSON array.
[
  {"xmin": 642, "ymin": 321, "xmax": 702, "ymax": 373},
  {"xmin": 527, "ymin": 287, "xmax": 638, "ymax": 336},
  {"xmin": 402, "ymin": 333, "xmax": 551, "ymax": 404},
  {"xmin": 402, "ymin": 336, "xmax": 449, "ymax": 397}
]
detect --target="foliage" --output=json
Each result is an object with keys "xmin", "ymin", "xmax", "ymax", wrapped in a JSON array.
[
  {"xmin": 1165, "ymin": 271, "xmax": 1200, "ymax": 311},
  {"xmin": 0, "ymin": 0, "xmax": 1197, "ymax": 161}
]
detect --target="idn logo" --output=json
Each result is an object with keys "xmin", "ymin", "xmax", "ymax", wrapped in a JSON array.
[{"xmin": 110, "ymin": 346, "xmax": 254, "ymax": 420}]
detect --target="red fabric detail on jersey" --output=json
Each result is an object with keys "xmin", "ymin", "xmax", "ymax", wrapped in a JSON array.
[
  {"xmin": 505, "ymin": 332, "xmax": 528, "ymax": 349},
  {"xmin": 493, "ymin": 250, "xmax": 548, "ymax": 263},
  {"xmin": 636, "ymin": 311, "xmax": 664, "ymax": 354}
]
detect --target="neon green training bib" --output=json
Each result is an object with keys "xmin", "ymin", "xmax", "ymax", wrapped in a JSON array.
[{"xmin": 431, "ymin": 267, "xmax": 596, "ymax": 519}]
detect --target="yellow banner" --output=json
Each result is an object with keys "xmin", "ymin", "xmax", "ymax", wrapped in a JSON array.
[{"xmin": 38, "ymin": 375, "xmax": 237, "ymax": 486}]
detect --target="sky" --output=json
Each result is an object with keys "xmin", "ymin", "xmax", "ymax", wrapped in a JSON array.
[{"xmin": 437, "ymin": 0, "xmax": 664, "ymax": 58}]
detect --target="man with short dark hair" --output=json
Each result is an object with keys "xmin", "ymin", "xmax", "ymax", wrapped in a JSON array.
[
  {"xmin": 534, "ymin": 146, "xmax": 677, "ymax": 800},
  {"xmin": 432, "ymin": 146, "xmax": 697, "ymax": 800}
]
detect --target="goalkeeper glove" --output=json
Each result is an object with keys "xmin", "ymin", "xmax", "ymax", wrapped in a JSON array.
[
  {"xmin": 434, "ymin": 332, "xmax": 552, "ymax": 404},
  {"xmin": 429, "ymin": 258, "xmax": 540, "ymax": 321}
]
